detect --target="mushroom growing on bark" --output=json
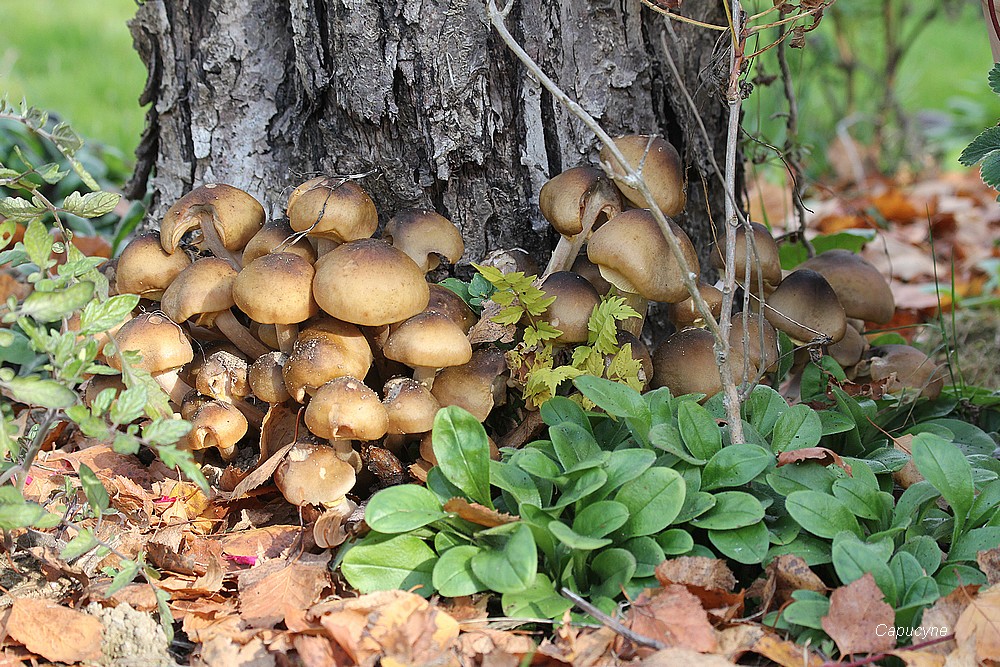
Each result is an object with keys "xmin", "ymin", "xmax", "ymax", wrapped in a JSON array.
[
  {"xmin": 711, "ymin": 222, "xmax": 782, "ymax": 298},
  {"xmin": 159, "ymin": 183, "xmax": 265, "ymax": 269},
  {"xmin": 286, "ymin": 177, "xmax": 378, "ymax": 253},
  {"xmin": 383, "ymin": 209, "xmax": 465, "ymax": 273},
  {"xmin": 540, "ymin": 271, "xmax": 602, "ymax": 344},
  {"xmin": 383, "ymin": 311, "xmax": 473, "ymax": 387},
  {"xmin": 114, "ymin": 232, "xmax": 191, "ymax": 300},
  {"xmin": 242, "ymin": 218, "xmax": 318, "ymax": 266},
  {"xmin": 109, "ymin": 312, "xmax": 195, "ymax": 404},
  {"xmin": 303, "ymin": 376, "xmax": 389, "ymax": 470},
  {"xmin": 599, "ymin": 134, "xmax": 685, "ymax": 216},
  {"xmin": 281, "ymin": 317, "xmax": 373, "ymax": 402}
]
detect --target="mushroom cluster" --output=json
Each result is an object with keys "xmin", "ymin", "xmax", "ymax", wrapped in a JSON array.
[{"xmin": 104, "ymin": 180, "xmax": 508, "ymax": 526}]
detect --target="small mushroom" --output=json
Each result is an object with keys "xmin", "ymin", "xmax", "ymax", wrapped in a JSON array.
[
  {"xmin": 711, "ymin": 222, "xmax": 782, "ymax": 297},
  {"xmin": 114, "ymin": 232, "xmax": 191, "ymax": 300},
  {"xmin": 286, "ymin": 177, "xmax": 378, "ymax": 251},
  {"xmin": 160, "ymin": 257, "xmax": 271, "ymax": 359},
  {"xmin": 728, "ymin": 312, "xmax": 780, "ymax": 381},
  {"xmin": 195, "ymin": 349, "xmax": 264, "ymax": 427},
  {"xmin": 667, "ymin": 281, "xmax": 724, "ymax": 329},
  {"xmin": 249, "ymin": 351, "xmax": 292, "ymax": 404},
  {"xmin": 304, "ymin": 376, "xmax": 389, "ymax": 470},
  {"xmin": 159, "ymin": 183, "xmax": 265, "ymax": 269},
  {"xmin": 180, "ymin": 395, "xmax": 248, "ymax": 461},
  {"xmin": 312, "ymin": 238, "xmax": 429, "ymax": 327},
  {"xmin": 431, "ymin": 346, "xmax": 508, "ymax": 421},
  {"xmin": 274, "ymin": 441, "xmax": 357, "ymax": 512},
  {"xmin": 763, "ymin": 269, "xmax": 847, "ymax": 345},
  {"xmin": 425, "ymin": 283, "xmax": 478, "ymax": 334},
  {"xmin": 233, "ymin": 252, "xmax": 319, "ymax": 353},
  {"xmin": 242, "ymin": 218, "xmax": 318, "ymax": 266},
  {"xmin": 799, "ymin": 249, "xmax": 895, "ymax": 325},
  {"xmin": 108, "ymin": 312, "xmax": 195, "ymax": 404},
  {"xmin": 538, "ymin": 166, "xmax": 622, "ymax": 276},
  {"xmin": 382, "ymin": 377, "xmax": 441, "ymax": 452},
  {"xmin": 599, "ymin": 134, "xmax": 685, "ymax": 216},
  {"xmin": 865, "ymin": 345, "xmax": 944, "ymax": 399},
  {"xmin": 540, "ymin": 271, "xmax": 602, "ymax": 344},
  {"xmin": 383, "ymin": 311, "xmax": 473, "ymax": 387},
  {"xmin": 383, "ymin": 209, "xmax": 465, "ymax": 273},
  {"xmin": 651, "ymin": 327, "xmax": 722, "ymax": 401}
]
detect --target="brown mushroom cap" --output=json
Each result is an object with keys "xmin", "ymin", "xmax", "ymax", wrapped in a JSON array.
[
  {"xmin": 587, "ymin": 208, "xmax": 699, "ymax": 303},
  {"xmin": 159, "ymin": 183, "xmax": 265, "ymax": 259},
  {"xmin": 600, "ymin": 134, "xmax": 685, "ymax": 216},
  {"xmin": 383, "ymin": 311, "xmax": 473, "ymax": 377},
  {"xmin": 425, "ymin": 283, "xmax": 478, "ymax": 334},
  {"xmin": 651, "ymin": 327, "xmax": 722, "ymax": 400},
  {"xmin": 181, "ymin": 398, "xmax": 248, "ymax": 461},
  {"xmin": 160, "ymin": 257, "xmax": 238, "ymax": 327},
  {"xmin": 383, "ymin": 377, "xmax": 441, "ymax": 435},
  {"xmin": 728, "ymin": 312, "xmax": 780, "ymax": 377},
  {"xmin": 571, "ymin": 252, "xmax": 613, "ymax": 295},
  {"xmin": 242, "ymin": 219, "xmax": 318, "ymax": 266},
  {"xmin": 281, "ymin": 317, "xmax": 373, "ymax": 402},
  {"xmin": 233, "ymin": 252, "xmax": 319, "ymax": 325},
  {"xmin": 304, "ymin": 376, "xmax": 389, "ymax": 441},
  {"xmin": 431, "ymin": 346, "xmax": 507, "ymax": 421},
  {"xmin": 667, "ymin": 281, "xmax": 724, "ymax": 328},
  {"xmin": 114, "ymin": 232, "xmax": 191, "ymax": 300},
  {"xmin": 286, "ymin": 177, "xmax": 378, "ymax": 244},
  {"xmin": 274, "ymin": 442, "xmax": 357, "ymax": 508},
  {"xmin": 865, "ymin": 345, "xmax": 944, "ymax": 399},
  {"xmin": 249, "ymin": 351, "xmax": 291, "ymax": 404},
  {"xmin": 828, "ymin": 324, "xmax": 868, "ymax": 369},
  {"xmin": 711, "ymin": 222, "xmax": 782, "ymax": 293},
  {"xmin": 764, "ymin": 269, "xmax": 847, "ymax": 344},
  {"xmin": 109, "ymin": 312, "xmax": 194, "ymax": 375},
  {"xmin": 313, "ymin": 239, "xmax": 430, "ymax": 326},
  {"xmin": 383, "ymin": 209, "xmax": 465, "ymax": 273},
  {"xmin": 799, "ymin": 249, "xmax": 895, "ymax": 324},
  {"xmin": 539, "ymin": 166, "xmax": 621, "ymax": 237},
  {"xmin": 195, "ymin": 349, "xmax": 251, "ymax": 403},
  {"xmin": 540, "ymin": 272, "xmax": 601, "ymax": 344}
]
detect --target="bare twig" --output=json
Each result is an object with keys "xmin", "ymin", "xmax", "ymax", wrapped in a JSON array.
[{"xmin": 560, "ymin": 587, "xmax": 666, "ymax": 650}]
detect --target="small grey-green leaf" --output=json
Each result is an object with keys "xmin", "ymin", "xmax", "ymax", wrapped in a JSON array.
[
  {"xmin": 1, "ymin": 375, "xmax": 78, "ymax": 409},
  {"xmin": 61, "ymin": 191, "xmax": 121, "ymax": 218},
  {"xmin": 20, "ymin": 281, "xmax": 95, "ymax": 322}
]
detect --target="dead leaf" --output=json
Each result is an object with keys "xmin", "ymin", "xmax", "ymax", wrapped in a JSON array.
[
  {"xmin": 293, "ymin": 633, "xmax": 350, "ymax": 667},
  {"xmin": 776, "ymin": 447, "xmax": 851, "ymax": 474},
  {"xmin": 655, "ymin": 556, "xmax": 736, "ymax": 592},
  {"xmin": 220, "ymin": 525, "xmax": 303, "ymax": 568},
  {"xmin": 887, "ymin": 649, "xmax": 947, "ymax": 666},
  {"xmin": 917, "ymin": 584, "xmax": 975, "ymax": 655},
  {"xmin": 821, "ymin": 573, "xmax": 896, "ymax": 655},
  {"xmin": 955, "ymin": 584, "xmax": 1000, "ymax": 661},
  {"xmin": 4, "ymin": 598, "xmax": 103, "ymax": 664},
  {"xmin": 456, "ymin": 628, "xmax": 536, "ymax": 661},
  {"xmin": 623, "ymin": 584, "xmax": 718, "ymax": 657},
  {"xmin": 229, "ymin": 442, "xmax": 295, "ymax": 500},
  {"xmin": 640, "ymin": 647, "xmax": 736, "ymax": 666},
  {"xmin": 768, "ymin": 554, "xmax": 827, "ymax": 605},
  {"xmin": 194, "ymin": 636, "xmax": 275, "ymax": 667},
  {"xmin": 86, "ymin": 581, "xmax": 159, "ymax": 612},
  {"xmin": 750, "ymin": 631, "xmax": 825, "ymax": 667},
  {"xmin": 715, "ymin": 624, "xmax": 764, "ymax": 662},
  {"xmin": 977, "ymin": 547, "xmax": 1000, "ymax": 586},
  {"xmin": 237, "ymin": 552, "xmax": 330, "ymax": 629},
  {"xmin": 443, "ymin": 498, "xmax": 519, "ymax": 527}
]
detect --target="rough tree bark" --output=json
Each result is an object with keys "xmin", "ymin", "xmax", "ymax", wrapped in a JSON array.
[{"xmin": 127, "ymin": 0, "xmax": 735, "ymax": 318}]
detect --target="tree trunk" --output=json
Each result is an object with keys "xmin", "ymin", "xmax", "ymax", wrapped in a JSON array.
[{"xmin": 128, "ymin": 0, "xmax": 734, "ymax": 328}]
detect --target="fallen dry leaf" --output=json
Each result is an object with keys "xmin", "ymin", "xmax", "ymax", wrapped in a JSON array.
[
  {"xmin": 292, "ymin": 633, "xmax": 350, "ymax": 667},
  {"xmin": 623, "ymin": 584, "xmax": 718, "ymax": 657},
  {"xmin": 821, "ymin": 573, "xmax": 896, "ymax": 656},
  {"xmin": 4, "ymin": 597, "xmax": 104, "ymax": 664},
  {"xmin": 194, "ymin": 635, "xmax": 275, "ymax": 667},
  {"xmin": 220, "ymin": 525, "xmax": 304, "ymax": 568},
  {"xmin": 655, "ymin": 556, "xmax": 736, "ymax": 591},
  {"xmin": 443, "ymin": 497, "xmax": 519, "ymax": 527},
  {"xmin": 977, "ymin": 547, "xmax": 1000, "ymax": 586},
  {"xmin": 237, "ymin": 552, "xmax": 330, "ymax": 629},
  {"xmin": 917, "ymin": 584, "xmax": 976, "ymax": 655},
  {"xmin": 768, "ymin": 554, "xmax": 828, "ymax": 605},
  {"xmin": 887, "ymin": 649, "xmax": 947, "ymax": 666},
  {"xmin": 776, "ymin": 447, "xmax": 851, "ymax": 474},
  {"xmin": 456, "ymin": 628, "xmax": 536, "ymax": 662},
  {"xmin": 750, "ymin": 631, "xmax": 825, "ymax": 667},
  {"xmin": 640, "ymin": 646, "xmax": 738, "ymax": 666},
  {"xmin": 955, "ymin": 583, "xmax": 1000, "ymax": 662}
]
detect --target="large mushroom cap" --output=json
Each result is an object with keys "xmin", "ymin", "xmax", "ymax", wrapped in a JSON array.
[
  {"xmin": 384, "ymin": 311, "xmax": 473, "ymax": 372},
  {"xmin": 274, "ymin": 442, "xmax": 357, "ymax": 508},
  {"xmin": 539, "ymin": 166, "xmax": 621, "ymax": 237},
  {"xmin": 114, "ymin": 232, "xmax": 191, "ymax": 300},
  {"xmin": 383, "ymin": 209, "xmax": 465, "ymax": 273},
  {"xmin": 286, "ymin": 177, "xmax": 378, "ymax": 244},
  {"xmin": 312, "ymin": 238, "xmax": 429, "ymax": 326},
  {"xmin": 711, "ymin": 222, "xmax": 782, "ymax": 292},
  {"xmin": 304, "ymin": 376, "xmax": 389, "ymax": 442},
  {"xmin": 587, "ymin": 208, "xmax": 699, "ymax": 303},
  {"xmin": 159, "ymin": 183, "xmax": 265, "ymax": 256},
  {"xmin": 728, "ymin": 312, "xmax": 780, "ymax": 376},
  {"xmin": 540, "ymin": 271, "xmax": 601, "ymax": 344},
  {"xmin": 109, "ymin": 312, "xmax": 193, "ymax": 374},
  {"xmin": 651, "ymin": 327, "xmax": 722, "ymax": 400},
  {"xmin": 866, "ymin": 345, "xmax": 944, "ymax": 399},
  {"xmin": 764, "ymin": 269, "xmax": 847, "ymax": 344},
  {"xmin": 160, "ymin": 257, "xmax": 237, "ymax": 326},
  {"xmin": 431, "ymin": 346, "xmax": 508, "ymax": 421},
  {"xmin": 425, "ymin": 283, "xmax": 478, "ymax": 334},
  {"xmin": 799, "ymin": 249, "xmax": 895, "ymax": 324},
  {"xmin": 600, "ymin": 134, "xmax": 685, "ymax": 216},
  {"xmin": 233, "ymin": 252, "xmax": 319, "ymax": 325}
]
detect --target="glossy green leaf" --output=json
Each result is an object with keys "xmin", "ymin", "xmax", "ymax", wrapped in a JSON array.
[
  {"xmin": 501, "ymin": 573, "xmax": 573, "ymax": 619},
  {"xmin": 490, "ymin": 460, "xmax": 542, "ymax": 509},
  {"xmin": 677, "ymin": 401, "xmax": 722, "ymax": 459},
  {"xmin": 912, "ymin": 433, "xmax": 974, "ymax": 533},
  {"xmin": 550, "ymin": 421, "xmax": 603, "ymax": 472},
  {"xmin": 573, "ymin": 500, "xmax": 630, "ymax": 538},
  {"xmin": 744, "ymin": 384, "xmax": 788, "ymax": 437},
  {"xmin": 432, "ymin": 406, "xmax": 493, "ymax": 508},
  {"xmin": 781, "ymin": 597, "xmax": 830, "ymax": 631},
  {"xmin": 656, "ymin": 528, "xmax": 694, "ymax": 555},
  {"xmin": 548, "ymin": 521, "xmax": 613, "ymax": 551},
  {"xmin": 593, "ymin": 449, "xmax": 657, "ymax": 500},
  {"xmin": 365, "ymin": 485, "xmax": 448, "ymax": 533},
  {"xmin": 785, "ymin": 491, "xmax": 862, "ymax": 539},
  {"xmin": 708, "ymin": 522, "xmax": 770, "ymax": 565},
  {"xmin": 433, "ymin": 545, "xmax": 486, "ymax": 597},
  {"xmin": 589, "ymin": 548, "xmax": 636, "ymax": 599},
  {"xmin": 648, "ymin": 423, "xmax": 704, "ymax": 464},
  {"xmin": 674, "ymin": 491, "xmax": 716, "ymax": 524},
  {"xmin": 552, "ymin": 468, "xmax": 607, "ymax": 508},
  {"xmin": 766, "ymin": 533, "xmax": 832, "ymax": 566},
  {"xmin": 540, "ymin": 396, "xmax": 591, "ymax": 431},
  {"xmin": 702, "ymin": 443, "xmax": 772, "ymax": 490},
  {"xmin": 949, "ymin": 527, "xmax": 1000, "ymax": 562},
  {"xmin": 623, "ymin": 536, "xmax": 665, "ymax": 578},
  {"xmin": 689, "ymin": 491, "xmax": 764, "ymax": 530},
  {"xmin": 341, "ymin": 533, "xmax": 437, "ymax": 596},
  {"xmin": 471, "ymin": 523, "xmax": 537, "ymax": 594},
  {"xmin": 574, "ymin": 375, "xmax": 647, "ymax": 419},
  {"xmin": 831, "ymin": 534, "xmax": 896, "ymax": 602},
  {"xmin": 899, "ymin": 536, "xmax": 943, "ymax": 575},
  {"xmin": 613, "ymin": 467, "xmax": 685, "ymax": 539},
  {"xmin": 770, "ymin": 404, "xmax": 822, "ymax": 453}
]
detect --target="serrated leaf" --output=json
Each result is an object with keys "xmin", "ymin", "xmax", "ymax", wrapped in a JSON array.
[
  {"xmin": 67, "ymin": 156, "xmax": 99, "ymax": 192},
  {"xmin": 980, "ymin": 150, "xmax": 1000, "ymax": 190},
  {"xmin": 22, "ymin": 218, "xmax": 53, "ymax": 268},
  {"xmin": 959, "ymin": 125, "xmax": 1000, "ymax": 166},
  {"xmin": 61, "ymin": 191, "xmax": 121, "ymax": 218},
  {"xmin": 989, "ymin": 62, "xmax": 1000, "ymax": 95},
  {"xmin": 0, "ymin": 197, "xmax": 48, "ymax": 223},
  {"xmin": 142, "ymin": 418, "xmax": 192, "ymax": 446},
  {"xmin": 78, "ymin": 464, "xmax": 110, "ymax": 516},
  {"xmin": 106, "ymin": 559, "xmax": 141, "ymax": 596},
  {"xmin": 79, "ymin": 294, "xmax": 138, "ymax": 336},
  {"xmin": 1, "ymin": 375, "xmax": 78, "ymax": 408},
  {"xmin": 60, "ymin": 529, "xmax": 99, "ymax": 561},
  {"xmin": 19, "ymin": 281, "xmax": 94, "ymax": 322},
  {"xmin": 109, "ymin": 386, "xmax": 146, "ymax": 425}
]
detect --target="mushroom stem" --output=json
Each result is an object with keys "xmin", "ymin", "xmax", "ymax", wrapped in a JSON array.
[
  {"xmin": 218, "ymin": 443, "xmax": 238, "ymax": 462},
  {"xmin": 330, "ymin": 438, "xmax": 362, "ymax": 472},
  {"xmin": 197, "ymin": 211, "xmax": 244, "ymax": 270},
  {"xmin": 215, "ymin": 310, "xmax": 273, "ymax": 359},
  {"xmin": 543, "ymin": 192, "xmax": 612, "ymax": 278},
  {"xmin": 315, "ymin": 239, "xmax": 339, "ymax": 257},
  {"xmin": 274, "ymin": 324, "xmax": 299, "ymax": 355},
  {"xmin": 617, "ymin": 291, "xmax": 649, "ymax": 338},
  {"xmin": 154, "ymin": 370, "xmax": 196, "ymax": 406},
  {"xmin": 412, "ymin": 367, "xmax": 438, "ymax": 390}
]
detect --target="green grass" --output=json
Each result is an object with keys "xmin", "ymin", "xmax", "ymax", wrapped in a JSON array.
[{"xmin": 0, "ymin": 0, "xmax": 146, "ymax": 159}]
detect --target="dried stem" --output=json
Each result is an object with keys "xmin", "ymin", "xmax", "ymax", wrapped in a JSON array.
[{"xmin": 487, "ymin": 0, "xmax": 746, "ymax": 442}]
